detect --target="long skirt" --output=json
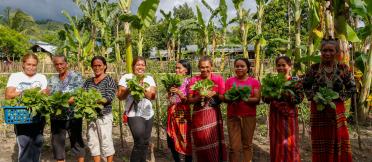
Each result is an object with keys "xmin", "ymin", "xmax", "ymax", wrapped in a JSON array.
[
  {"xmin": 166, "ymin": 104, "xmax": 192, "ymax": 155},
  {"xmin": 269, "ymin": 104, "xmax": 301, "ymax": 162},
  {"xmin": 310, "ymin": 101, "xmax": 352, "ymax": 162},
  {"xmin": 192, "ymin": 105, "xmax": 227, "ymax": 162}
]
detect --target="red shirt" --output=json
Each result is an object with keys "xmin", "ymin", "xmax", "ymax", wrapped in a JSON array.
[
  {"xmin": 225, "ymin": 76, "xmax": 261, "ymax": 117},
  {"xmin": 189, "ymin": 73, "xmax": 225, "ymax": 96}
]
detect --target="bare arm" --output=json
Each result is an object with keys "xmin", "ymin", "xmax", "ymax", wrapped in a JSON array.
[
  {"xmin": 246, "ymin": 87, "xmax": 261, "ymax": 104},
  {"xmin": 144, "ymin": 86, "xmax": 156, "ymax": 100},
  {"xmin": 5, "ymin": 87, "xmax": 21, "ymax": 99},
  {"xmin": 117, "ymin": 85, "xmax": 130, "ymax": 100}
]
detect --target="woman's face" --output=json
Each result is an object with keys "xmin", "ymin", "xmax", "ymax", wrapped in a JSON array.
[
  {"xmin": 234, "ymin": 60, "xmax": 248, "ymax": 78},
  {"xmin": 134, "ymin": 60, "xmax": 146, "ymax": 76},
  {"xmin": 92, "ymin": 59, "xmax": 106, "ymax": 76},
  {"xmin": 199, "ymin": 61, "xmax": 212, "ymax": 78},
  {"xmin": 321, "ymin": 44, "xmax": 337, "ymax": 63},
  {"xmin": 23, "ymin": 58, "xmax": 38, "ymax": 76},
  {"xmin": 276, "ymin": 58, "xmax": 291, "ymax": 76},
  {"xmin": 175, "ymin": 63, "xmax": 187, "ymax": 76}
]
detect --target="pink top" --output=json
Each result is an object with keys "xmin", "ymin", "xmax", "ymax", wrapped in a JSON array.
[
  {"xmin": 225, "ymin": 76, "xmax": 261, "ymax": 117},
  {"xmin": 188, "ymin": 73, "xmax": 225, "ymax": 96}
]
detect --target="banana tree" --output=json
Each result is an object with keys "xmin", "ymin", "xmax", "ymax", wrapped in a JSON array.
[
  {"xmin": 254, "ymin": 0, "xmax": 269, "ymax": 77},
  {"xmin": 232, "ymin": 0, "xmax": 252, "ymax": 58},
  {"xmin": 160, "ymin": 10, "xmax": 180, "ymax": 61},
  {"xmin": 119, "ymin": 0, "xmax": 160, "ymax": 57},
  {"xmin": 306, "ymin": 0, "xmax": 322, "ymax": 59},
  {"xmin": 74, "ymin": 0, "xmax": 99, "ymax": 54},
  {"xmin": 289, "ymin": 0, "xmax": 303, "ymax": 72},
  {"xmin": 186, "ymin": 2, "xmax": 221, "ymax": 56},
  {"xmin": 118, "ymin": 0, "xmax": 133, "ymax": 73},
  {"xmin": 201, "ymin": 0, "xmax": 227, "ymax": 63},
  {"xmin": 61, "ymin": 10, "xmax": 94, "ymax": 75},
  {"xmin": 349, "ymin": 0, "xmax": 372, "ymax": 121},
  {"xmin": 94, "ymin": 1, "xmax": 121, "ymax": 60}
]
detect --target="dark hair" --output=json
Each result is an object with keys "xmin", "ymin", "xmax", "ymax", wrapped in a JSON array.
[
  {"xmin": 132, "ymin": 56, "xmax": 147, "ymax": 69},
  {"xmin": 275, "ymin": 56, "xmax": 292, "ymax": 66},
  {"xmin": 22, "ymin": 53, "xmax": 39, "ymax": 64},
  {"xmin": 91, "ymin": 56, "xmax": 107, "ymax": 72},
  {"xmin": 178, "ymin": 59, "xmax": 192, "ymax": 76},
  {"xmin": 198, "ymin": 56, "xmax": 213, "ymax": 67},
  {"xmin": 234, "ymin": 58, "xmax": 251, "ymax": 73},
  {"xmin": 321, "ymin": 37, "xmax": 340, "ymax": 52},
  {"xmin": 52, "ymin": 55, "xmax": 68, "ymax": 63}
]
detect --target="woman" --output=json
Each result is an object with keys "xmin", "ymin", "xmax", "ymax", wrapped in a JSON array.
[
  {"xmin": 263, "ymin": 56, "xmax": 303, "ymax": 162},
  {"xmin": 303, "ymin": 39, "xmax": 355, "ymax": 162},
  {"xmin": 166, "ymin": 60, "xmax": 192, "ymax": 162},
  {"xmin": 5, "ymin": 53, "xmax": 48, "ymax": 162},
  {"xmin": 84, "ymin": 56, "xmax": 117, "ymax": 162},
  {"xmin": 224, "ymin": 58, "xmax": 261, "ymax": 162},
  {"xmin": 188, "ymin": 56, "xmax": 227, "ymax": 162},
  {"xmin": 117, "ymin": 56, "xmax": 156, "ymax": 162}
]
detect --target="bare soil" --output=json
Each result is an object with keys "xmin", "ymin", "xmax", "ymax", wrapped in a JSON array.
[{"xmin": 0, "ymin": 121, "xmax": 371, "ymax": 162}]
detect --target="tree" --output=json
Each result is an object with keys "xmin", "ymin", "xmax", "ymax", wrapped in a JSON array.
[
  {"xmin": 1, "ymin": 7, "xmax": 38, "ymax": 35},
  {"xmin": 120, "ymin": 0, "xmax": 160, "ymax": 57},
  {"xmin": 0, "ymin": 25, "xmax": 30, "ymax": 60},
  {"xmin": 172, "ymin": 3, "xmax": 197, "ymax": 47},
  {"xmin": 349, "ymin": 0, "xmax": 372, "ymax": 121}
]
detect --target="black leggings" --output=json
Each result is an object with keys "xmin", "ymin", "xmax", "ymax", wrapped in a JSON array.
[
  {"xmin": 128, "ymin": 117, "xmax": 153, "ymax": 162},
  {"xmin": 167, "ymin": 135, "xmax": 192, "ymax": 162},
  {"xmin": 51, "ymin": 119, "xmax": 85, "ymax": 160}
]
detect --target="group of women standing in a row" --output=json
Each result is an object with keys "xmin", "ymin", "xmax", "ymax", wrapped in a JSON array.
[
  {"xmin": 161, "ymin": 38, "xmax": 355, "ymax": 162},
  {"xmin": 5, "ymin": 38, "xmax": 355, "ymax": 162}
]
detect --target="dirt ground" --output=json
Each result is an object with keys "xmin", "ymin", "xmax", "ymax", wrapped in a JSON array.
[{"xmin": 0, "ymin": 121, "xmax": 371, "ymax": 162}]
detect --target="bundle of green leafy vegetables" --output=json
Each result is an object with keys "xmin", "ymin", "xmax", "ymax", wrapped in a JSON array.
[
  {"xmin": 4, "ymin": 87, "xmax": 52, "ymax": 120},
  {"xmin": 191, "ymin": 79, "xmax": 215, "ymax": 96},
  {"xmin": 49, "ymin": 91, "xmax": 72, "ymax": 117},
  {"xmin": 126, "ymin": 75, "xmax": 150, "ymax": 101},
  {"xmin": 313, "ymin": 87, "xmax": 339, "ymax": 111},
  {"xmin": 161, "ymin": 73, "xmax": 183, "ymax": 91},
  {"xmin": 72, "ymin": 88, "xmax": 105, "ymax": 121},
  {"xmin": 224, "ymin": 84, "xmax": 252, "ymax": 102},
  {"xmin": 261, "ymin": 73, "xmax": 295, "ymax": 100}
]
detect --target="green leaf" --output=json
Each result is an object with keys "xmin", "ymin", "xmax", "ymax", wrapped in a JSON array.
[
  {"xmin": 137, "ymin": 0, "xmax": 160, "ymax": 28},
  {"xmin": 346, "ymin": 23, "xmax": 361, "ymax": 42},
  {"xmin": 350, "ymin": 0, "xmax": 368, "ymax": 18},
  {"xmin": 196, "ymin": 5, "xmax": 205, "ymax": 28}
]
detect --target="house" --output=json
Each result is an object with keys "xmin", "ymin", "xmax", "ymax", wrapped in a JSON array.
[{"xmin": 30, "ymin": 40, "xmax": 57, "ymax": 64}]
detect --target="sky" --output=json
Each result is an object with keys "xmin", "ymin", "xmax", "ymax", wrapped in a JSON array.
[{"xmin": 0, "ymin": 0, "xmax": 257, "ymax": 22}]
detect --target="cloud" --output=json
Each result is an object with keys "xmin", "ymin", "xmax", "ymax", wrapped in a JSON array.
[{"xmin": 0, "ymin": 0, "xmax": 82, "ymax": 22}]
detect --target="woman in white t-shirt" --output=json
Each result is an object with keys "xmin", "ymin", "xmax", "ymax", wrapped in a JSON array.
[
  {"xmin": 5, "ymin": 53, "xmax": 48, "ymax": 162},
  {"xmin": 117, "ymin": 56, "xmax": 156, "ymax": 162}
]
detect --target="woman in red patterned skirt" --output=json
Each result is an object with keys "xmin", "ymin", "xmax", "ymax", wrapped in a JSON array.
[
  {"xmin": 303, "ymin": 38, "xmax": 355, "ymax": 162},
  {"xmin": 263, "ymin": 56, "xmax": 303, "ymax": 162},
  {"xmin": 166, "ymin": 60, "xmax": 192, "ymax": 162},
  {"xmin": 188, "ymin": 56, "xmax": 227, "ymax": 162}
]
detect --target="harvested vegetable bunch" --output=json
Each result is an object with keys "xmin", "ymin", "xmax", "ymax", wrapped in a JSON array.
[
  {"xmin": 49, "ymin": 91, "xmax": 72, "ymax": 117},
  {"xmin": 313, "ymin": 87, "xmax": 339, "ymax": 111},
  {"xmin": 161, "ymin": 73, "xmax": 183, "ymax": 91},
  {"xmin": 261, "ymin": 73, "xmax": 294, "ymax": 100},
  {"xmin": 126, "ymin": 75, "xmax": 150, "ymax": 101},
  {"xmin": 191, "ymin": 79, "xmax": 215, "ymax": 96},
  {"xmin": 5, "ymin": 87, "xmax": 52, "ymax": 119},
  {"xmin": 224, "ymin": 84, "xmax": 251, "ymax": 102},
  {"xmin": 72, "ymin": 88, "xmax": 104, "ymax": 121}
]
